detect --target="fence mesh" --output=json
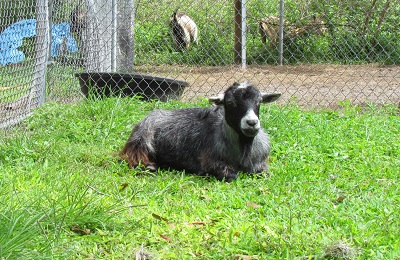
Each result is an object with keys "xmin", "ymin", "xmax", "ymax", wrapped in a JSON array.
[
  {"xmin": 1, "ymin": 0, "xmax": 399, "ymax": 128},
  {"xmin": 0, "ymin": 0, "xmax": 48, "ymax": 128}
]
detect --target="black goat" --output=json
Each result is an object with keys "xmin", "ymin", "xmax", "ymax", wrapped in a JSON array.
[{"xmin": 120, "ymin": 82, "xmax": 281, "ymax": 181}]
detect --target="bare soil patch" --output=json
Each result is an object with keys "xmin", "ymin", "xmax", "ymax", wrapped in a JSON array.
[{"xmin": 137, "ymin": 63, "xmax": 400, "ymax": 108}]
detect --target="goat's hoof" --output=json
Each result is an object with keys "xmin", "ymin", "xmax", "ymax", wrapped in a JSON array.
[
  {"xmin": 224, "ymin": 174, "xmax": 238, "ymax": 182},
  {"xmin": 217, "ymin": 167, "xmax": 237, "ymax": 182},
  {"xmin": 216, "ymin": 172, "xmax": 237, "ymax": 182},
  {"xmin": 146, "ymin": 164, "xmax": 158, "ymax": 172}
]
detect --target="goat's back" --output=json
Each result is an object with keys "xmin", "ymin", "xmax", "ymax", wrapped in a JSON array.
[{"xmin": 131, "ymin": 107, "xmax": 223, "ymax": 172}]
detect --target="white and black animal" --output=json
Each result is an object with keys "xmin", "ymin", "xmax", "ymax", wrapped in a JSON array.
[
  {"xmin": 120, "ymin": 82, "xmax": 281, "ymax": 182},
  {"xmin": 170, "ymin": 9, "xmax": 198, "ymax": 50},
  {"xmin": 70, "ymin": 3, "xmax": 87, "ymax": 35}
]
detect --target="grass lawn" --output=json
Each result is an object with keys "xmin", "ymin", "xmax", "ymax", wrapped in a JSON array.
[{"xmin": 0, "ymin": 97, "xmax": 399, "ymax": 259}]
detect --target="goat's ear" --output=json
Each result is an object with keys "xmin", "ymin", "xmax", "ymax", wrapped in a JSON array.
[
  {"xmin": 208, "ymin": 94, "xmax": 225, "ymax": 106},
  {"xmin": 261, "ymin": 92, "xmax": 281, "ymax": 103}
]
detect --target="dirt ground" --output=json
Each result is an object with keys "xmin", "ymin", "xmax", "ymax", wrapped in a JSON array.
[
  {"xmin": 138, "ymin": 63, "xmax": 400, "ymax": 109},
  {"xmin": 2, "ymin": 63, "xmax": 399, "ymax": 128}
]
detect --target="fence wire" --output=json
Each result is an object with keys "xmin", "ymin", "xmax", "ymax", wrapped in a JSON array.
[
  {"xmin": 1, "ymin": 0, "xmax": 400, "ymax": 129},
  {"xmin": 0, "ymin": 0, "xmax": 48, "ymax": 128}
]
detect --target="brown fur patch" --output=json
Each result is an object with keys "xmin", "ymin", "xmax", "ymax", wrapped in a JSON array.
[{"xmin": 120, "ymin": 142, "xmax": 152, "ymax": 168}]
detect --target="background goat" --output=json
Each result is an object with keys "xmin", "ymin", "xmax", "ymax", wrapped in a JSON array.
[
  {"xmin": 259, "ymin": 15, "xmax": 326, "ymax": 46},
  {"xmin": 170, "ymin": 9, "xmax": 198, "ymax": 50},
  {"xmin": 120, "ymin": 82, "xmax": 281, "ymax": 182},
  {"xmin": 70, "ymin": 3, "xmax": 87, "ymax": 35}
]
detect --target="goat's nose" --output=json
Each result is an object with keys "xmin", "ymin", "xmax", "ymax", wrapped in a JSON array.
[{"xmin": 246, "ymin": 119, "xmax": 258, "ymax": 127}]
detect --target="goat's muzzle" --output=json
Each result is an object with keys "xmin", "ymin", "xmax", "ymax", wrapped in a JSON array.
[
  {"xmin": 241, "ymin": 126, "xmax": 260, "ymax": 137},
  {"xmin": 241, "ymin": 110, "xmax": 261, "ymax": 137}
]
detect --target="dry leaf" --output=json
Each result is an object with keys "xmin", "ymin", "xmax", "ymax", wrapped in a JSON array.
[
  {"xmin": 247, "ymin": 201, "xmax": 260, "ymax": 209},
  {"xmin": 71, "ymin": 224, "xmax": 90, "ymax": 235},
  {"xmin": 119, "ymin": 183, "xmax": 129, "ymax": 191},
  {"xmin": 234, "ymin": 254, "xmax": 258, "ymax": 260},
  {"xmin": 184, "ymin": 222, "xmax": 204, "ymax": 227},
  {"xmin": 191, "ymin": 221, "xmax": 206, "ymax": 225},
  {"xmin": 168, "ymin": 222, "xmax": 176, "ymax": 229},
  {"xmin": 200, "ymin": 195, "xmax": 212, "ymax": 200},
  {"xmin": 160, "ymin": 234, "xmax": 172, "ymax": 242},
  {"xmin": 334, "ymin": 195, "xmax": 345, "ymax": 203},
  {"xmin": 152, "ymin": 213, "xmax": 169, "ymax": 222}
]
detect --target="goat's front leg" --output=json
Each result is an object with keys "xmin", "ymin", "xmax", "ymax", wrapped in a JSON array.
[
  {"xmin": 250, "ymin": 161, "xmax": 268, "ymax": 177},
  {"xmin": 200, "ymin": 161, "xmax": 238, "ymax": 182}
]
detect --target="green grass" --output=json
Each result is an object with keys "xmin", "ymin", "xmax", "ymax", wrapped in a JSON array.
[
  {"xmin": 0, "ymin": 98, "xmax": 399, "ymax": 259},
  {"xmin": 0, "ymin": 62, "xmax": 34, "ymax": 103},
  {"xmin": 0, "ymin": 62, "xmax": 81, "ymax": 104}
]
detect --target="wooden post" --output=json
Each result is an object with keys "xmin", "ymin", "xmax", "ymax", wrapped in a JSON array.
[
  {"xmin": 83, "ymin": 0, "xmax": 101, "ymax": 71},
  {"xmin": 83, "ymin": 0, "xmax": 113, "ymax": 72},
  {"xmin": 234, "ymin": 0, "xmax": 242, "ymax": 65},
  {"xmin": 117, "ymin": 0, "xmax": 134, "ymax": 72}
]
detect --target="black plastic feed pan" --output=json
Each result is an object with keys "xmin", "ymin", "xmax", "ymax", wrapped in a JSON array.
[{"xmin": 76, "ymin": 72, "xmax": 189, "ymax": 101}]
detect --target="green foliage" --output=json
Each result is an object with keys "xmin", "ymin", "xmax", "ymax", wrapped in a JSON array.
[
  {"xmin": 134, "ymin": 1, "xmax": 236, "ymax": 66},
  {"xmin": 132, "ymin": 0, "xmax": 400, "ymax": 65},
  {"xmin": 2, "ymin": 0, "xmax": 398, "ymax": 66},
  {"xmin": 0, "ymin": 202, "xmax": 48, "ymax": 258},
  {"xmin": 0, "ymin": 0, "xmax": 36, "ymax": 31},
  {"xmin": 1, "ymin": 98, "xmax": 399, "ymax": 258}
]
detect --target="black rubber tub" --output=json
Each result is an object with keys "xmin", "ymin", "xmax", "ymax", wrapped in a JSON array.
[{"xmin": 75, "ymin": 72, "xmax": 189, "ymax": 101}]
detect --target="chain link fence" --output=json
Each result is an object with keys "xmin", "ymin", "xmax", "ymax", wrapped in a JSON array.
[
  {"xmin": 0, "ymin": 0, "xmax": 48, "ymax": 128},
  {"xmin": 1, "ymin": 0, "xmax": 399, "ymax": 128}
]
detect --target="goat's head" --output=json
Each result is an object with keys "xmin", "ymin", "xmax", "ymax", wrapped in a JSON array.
[
  {"xmin": 209, "ymin": 82, "xmax": 281, "ymax": 137},
  {"xmin": 171, "ymin": 8, "xmax": 179, "ymax": 21}
]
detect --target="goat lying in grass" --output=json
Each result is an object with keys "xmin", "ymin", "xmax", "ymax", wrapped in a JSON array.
[{"xmin": 120, "ymin": 82, "xmax": 281, "ymax": 181}]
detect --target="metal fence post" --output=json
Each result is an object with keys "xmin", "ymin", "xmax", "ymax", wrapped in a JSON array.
[
  {"xmin": 241, "ymin": 0, "xmax": 247, "ymax": 70},
  {"xmin": 234, "ymin": 0, "xmax": 247, "ymax": 68},
  {"xmin": 34, "ymin": 0, "xmax": 50, "ymax": 106},
  {"xmin": 278, "ymin": 0, "xmax": 285, "ymax": 66}
]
